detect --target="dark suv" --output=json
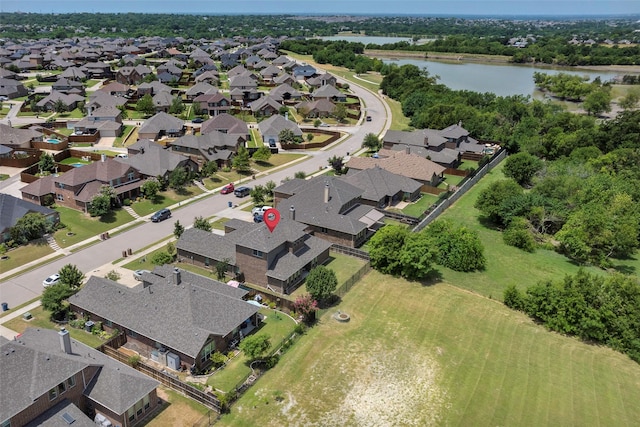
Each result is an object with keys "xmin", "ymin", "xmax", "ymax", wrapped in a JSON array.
[
  {"xmin": 151, "ymin": 208, "xmax": 171, "ymax": 222},
  {"xmin": 234, "ymin": 186, "xmax": 251, "ymax": 198}
]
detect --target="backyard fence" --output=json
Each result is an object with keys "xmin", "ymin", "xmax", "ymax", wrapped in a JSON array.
[
  {"xmin": 99, "ymin": 335, "xmax": 221, "ymax": 412},
  {"xmin": 413, "ymin": 147, "xmax": 506, "ymax": 232},
  {"xmin": 377, "ymin": 209, "xmax": 420, "ymax": 225},
  {"xmin": 330, "ymin": 244, "xmax": 370, "ymax": 261}
]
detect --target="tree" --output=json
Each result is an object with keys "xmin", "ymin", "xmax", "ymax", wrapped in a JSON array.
[
  {"xmin": 362, "ymin": 133, "xmax": 381, "ymax": 152},
  {"xmin": 232, "ymin": 146, "xmax": 251, "ymax": 172},
  {"xmin": 117, "ymin": 104, "xmax": 129, "ymax": 119},
  {"xmin": 503, "ymin": 152, "xmax": 543, "ymax": 186},
  {"xmin": 294, "ymin": 171, "xmax": 306, "ymax": 179},
  {"xmin": 425, "ymin": 220, "xmax": 486, "ymax": 272},
  {"xmin": 503, "ymin": 217, "xmax": 536, "ymax": 252},
  {"xmin": 200, "ymin": 161, "xmax": 218, "ymax": 178},
  {"xmin": 503, "ymin": 285, "xmax": 525, "ymax": 311},
  {"xmin": 58, "ymin": 264, "xmax": 85, "ymax": 289},
  {"xmin": 136, "ymin": 93, "xmax": 155, "ymax": 116},
  {"xmin": 583, "ymin": 88, "xmax": 612, "ymax": 116},
  {"xmin": 10, "ymin": 213, "xmax": 50, "ymax": 245},
  {"xmin": 333, "ymin": 103, "xmax": 347, "ymax": 123},
  {"xmin": 173, "ymin": 220, "xmax": 185, "ymax": 239},
  {"xmin": 293, "ymin": 293, "xmax": 318, "ymax": 323},
  {"xmin": 278, "ymin": 128, "xmax": 300, "ymax": 145},
  {"xmin": 41, "ymin": 283, "xmax": 77, "ymax": 320},
  {"xmin": 239, "ymin": 334, "xmax": 271, "ymax": 360},
  {"xmin": 192, "ymin": 101, "xmax": 203, "ymax": 117},
  {"xmin": 215, "ymin": 260, "xmax": 228, "ymax": 280},
  {"xmin": 328, "ymin": 155, "xmax": 346, "ymax": 175},
  {"xmin": 252, "ymin": 145, "xmax": 272, "ymax": 162},
  {"xmin": 398, "ymin": 232, "xmax": 437, "ymax": 280},
  {"xmin": 474, "ymin": 179, "xmax": 524, "ymax": 225},
  {"xmin": 87, "ymin": 185, "xmax": 115, "ymax": 217},
  {"xmin": 151, "ymin": 251, "xmax": 173, "ymax": 265},
  {"xmin": 141, "ymin": 177, "xmax": 161, "ymax": 201},
  {"xmin": 53, "ymin": 99, "xmax": 67, "ymax": 113},
  {"xmin": 168, "ymin": 166, "xmax": 188, "ymax": 191},
  {"xmin": 265, "ymin": 180, "xmax": 276, "ymax": 201},
  {"xmin": 305, "ymin": 265, "xmax": 338, "ymax": 302},
  {"xmin": 368, "ymin": 225, "xmax": 410, "ymax": 276},
  {"xmin": 619, "ymin": 88, "xmax": 640, "ymax": 110},
  {"xmin": 193, "ymin": 216, "xmax": 212, "ymax": 232},
  {"xmin": 168, "ymin": 96, "xmax": 185, "ymax": 114},
  {"xmin": 250, "ymin": 185, "xmax": 267, "ymax": 206},
  {"xmin": 38, "ymin": 152, "xmax": 55, "ymax": 174},
  {"xmin": 314, "ymin": 119, "xmax": 322, "ymax": 127}
]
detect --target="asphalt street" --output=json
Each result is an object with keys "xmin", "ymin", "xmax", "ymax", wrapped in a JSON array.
[{"xmin": 0, "ymin": 76, "xmax": 391, "ymax": 309}]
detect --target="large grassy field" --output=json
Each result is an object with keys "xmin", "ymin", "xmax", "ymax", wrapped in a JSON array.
[{"xmin": 218, "ymin": 270, "xmax": 640, "ymax": 426}]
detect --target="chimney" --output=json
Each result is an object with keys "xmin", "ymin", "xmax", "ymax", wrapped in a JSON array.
[
  {"xmin": 324, "ymin": 182, "xmax": 330, "ymax": 203},
  {"xmin": 458, "ymin": 120, "xmax": 462, "ymax": 127},
  {"xmin": 101, "ymin": 154, "xmax": 106, "ymax": 162},
  {"xmin": 173, "ymin": 267, "xmax": 181, "ymax": 285},
  {"xmin": 289, "ymin": 205, "xmax": 295, "ymax": 221},
  {"xmin": 405, "ymin": 145, "xmax": 410, "ymax": 155},
  {"xmin": 59, "ymin": 328, "xmax": 72, "ymax": 354}
]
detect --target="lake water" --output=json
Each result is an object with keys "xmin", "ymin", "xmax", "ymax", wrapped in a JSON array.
[
  {"xmin": 380, "ymin": 58, "xmax": 623, "ymax": 97},
  {"xmin": 318, "ymin": 36, "xmax": 622, "ymax": 97}
]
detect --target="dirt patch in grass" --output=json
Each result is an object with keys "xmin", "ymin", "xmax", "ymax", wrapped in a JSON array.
[{"xmin": 143, "ymin": 387, "xmax": 210, "ymax": 427}]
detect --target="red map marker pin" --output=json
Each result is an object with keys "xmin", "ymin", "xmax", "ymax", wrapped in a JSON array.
[{"xmin": 263, "ymin": 208, "xmax": 280, "ymax": 233}]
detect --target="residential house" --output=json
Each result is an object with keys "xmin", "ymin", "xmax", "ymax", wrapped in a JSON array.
[
  {"xmin": 311, "ymin": 84, "xmax": 346, "ymax": 102},
  {"xmin": 200, "ymin": 113, "xmax": 249, "ymax": 141},
  {"xmin": 0, "ymin": 194, "xmax": 59, "ymax": 244},
  {"xmin": 343, "ymin": 166, "xmax": 422, "ymax": 208},
  {"xmin": 73, "ymin": 106, "xmax": 123, "ymax": 138},
  {"xmin": 259, "ymin": 65, "xmax": 281, "ymax": 82},
  {"xmin": 0, "ymin": 328, "xmax": 159, "ymax": 427},
  {"xmin": 138, "ymin": 112, "xmax": 185, "ymax": 140},
  {"xmin": 185, "ymin": 82, "xmax": 217, "ymax": 101},
  {"xmin": 258, "ymin": 114, "xmax": 302, "ymax": 145},
  {"xmin": 194, "ymin": 70, "xmax": 220, "ymax": 85},
  {"xmin": 170, "ymin": 132, "xmax": 243, "ymax": 168},
  {"xmin": 273, "ymin": 73, "xmax": 296, "ymax": 86},
  {"xmin": 60, "ymin": 66, "xmax": 87, "ymax": 81},
  {"xmin": 51, "ymin": 77, "xmax": 85, "ymax": 95},
  {"xmin": 86, "ymin": 91, "xmax": 128, "ymax": 115},
  {"xmin": 306, "ymin": 72, "xmax": 337, "ymax": 88},
  {"xmin": 136, "ymin": 81, "xmax": 172, "ymax": 97},
  {"xmin": 194, "ymin": 92, "xmax": 232, "ymax": 117},
  {"xmin": 273, "ymin": 176, "xmax": 384, "ymax": 248},
  {"xmin": 0, "ymin": 77, "xmax": 28, "ymax": 99},
  {"xmin": 152, "ymin": 91, "xmax": 175, "ymax": 113},
  {"xmin": 116, "ymin": 64, "xmax": 152, "ymax": 85},
  {"xmin": 0, "ymin": 123, "xmax": 43, "ymax": 149},
  {"xmin": 177, "ymin": 218, "xmax": 332, "ymax": 294},
  {"xmin": 83, "ymin": 61, "xmax": 113, "ymax": 78},
  {"xmin": 117, "ymin": 139, "xmax": 198, "ymax": 180},
  {"xmin": 22, "ymin": 157, "xmax": 142, "ymax": 212},
  {"xmin": 295, "ymin": 99, "xmax": 335, "ymax": 118},
  {"xmin": 96, "ymin": 81, "xmax": 131, "ymax": 97},
  {"xmin": 228, "ymin": 74, "xmax": 260, "ymax": 105},
  {"xmin": 36, "ymin": 91, "xmax": 85, "ymax": 112},
  {"xmin": 345, "ymin": 149, "xmax": 446, "ymax": 189},
  {"xmin": 249, "ymin": 95, "xmax": 282, "ymax": 117},
  {"xmin": 269, "ymin": 83, "xmax": 302, "ymax": 102},
  {"xmin": 69, "ymin": 267, "xmax": 260, "ymax": 372},
  {"xmin": 292, "ymin": 64, "xmax": 316, "ymax": 80}
]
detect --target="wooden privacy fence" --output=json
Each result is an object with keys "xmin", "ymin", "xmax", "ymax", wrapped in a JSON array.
[{"xmin": 99, "ymin": 338, "xmax": 221, "ymax": 412}]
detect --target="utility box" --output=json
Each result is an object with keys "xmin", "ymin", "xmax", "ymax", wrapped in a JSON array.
[
  {"xmin": 166, "ymin": 352, "xmax": 180, "ymax": 371},
  {"xmin": 85, "ymin": 320, "xmax": 95, "ymax": 332}
]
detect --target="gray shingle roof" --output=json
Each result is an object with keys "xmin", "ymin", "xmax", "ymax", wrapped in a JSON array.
[
  {"xmin": 23, "ymin": 399, "xmax": 95, "ymax": 427},
  {"xmin": 258, "ymin": 114, "xmax": 302, "ymax": 138},
  {"xmin": 139, "ymin": 112, "xmax": 184, "ymax": 135},
  {"xmin": 117, "ymin": 143, "xmax": 192, "ymax": 178},
  {"xmin": 0, "ymin": 328, "xmax": 158, "ymax": 421},
  {"xmin": 69, "ymin": 272, "xmax": 258, "ymax": 358},
  {"xmin": 0, "ymin": 193, "xmax": 56, "ymax": 231},
  {"xmin": 344, "ymin": 167, "xmax": 422, "ymax": 202},
  {"xmin": 346, "ymin": 150, "xmax": 446, "ymax": 183}
]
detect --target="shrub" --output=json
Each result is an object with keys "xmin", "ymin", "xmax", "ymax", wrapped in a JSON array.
[
  {"xmin": 105, "ymin": 270, "xmax": 121, "ymax": 281},
  {"xmin": 210, "ymin": 351, "xmax": 228, "ymax": 369},
  {"xmin": 151, "ymin": 251, "xmax": 173, "ymax": 265},
  {"xmin": 128, "ymin": 354, "xmax": 141, "ymax": 368},
  {"xmin": 503, "ymin": 217, "xmax": 536, "ymax": 252},
  {"xmin": 123, "ymin": 198, "xmax": 131, "ymax": 206}
]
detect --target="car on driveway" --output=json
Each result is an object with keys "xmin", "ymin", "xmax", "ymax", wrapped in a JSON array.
[
  {"xmin": 253, "ymin": 213, "xmax": 264, "ymax": 223},
  {"xmin": 251, "ymin": 205, "xmax": 272, "ymax": 216},
  {"xmin": 151, "ymin": 208, "xmax": 171, "ymax": 222},
  {"xmin": 192, "ymin": 117, "xmax": 204, "ymax": 123},
  {"xmin": 220, "ymin": 183, "xmax": 235, "ymax": 194},
  {"xmin": 133, "ymin": 269, "xmax": 151, "ymax": 281},
  {"xmin": 366, "ymin": 115, "xmax": 372, "ymax": 122},
  {"xmin": 43, "ymin": 273, "xmax": 60, "ymax": 287}
]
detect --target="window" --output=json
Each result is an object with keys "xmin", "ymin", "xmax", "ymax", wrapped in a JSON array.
[
  {"xmin": 1, "ymin": 419, "xmax": 10, "ymax": 427},
  {"xmin": 104, "ymin": 319, "xmax": 112, "ymax": 327},
  {"xmin": 201, "ymin": 341, "xmax": 215, "ymax": 363},
  {"xmin": 56, "ymin": 194, "xmax": 64, "ymax": 201},
  {"xmin": 128, "ymin": 172, "xmax": 135, "ymax": 181},
  {"xmin": 128, "ymin": 329, "xmax": 137, "ymax": 338},
  {"xmin": 57, "ymin": 382, "xmax": 66, "ymax": 395},
  {"xmin": 48, "ymin": 388, "xmax": 57, "ymax": 401},
  {"xmin": 135, "ymin": 399, "xmax": 143, "ymax": 416},
  {"xmin": 67, "ymin": 376, "xmax": 76, "ymax": 388},
  {"xmin": 205, "ymin": 257, "xmax": 210, "ymax": 267},
  {"xmin": 320, "ymin": 227, "xmax": 327, "ymax": 233},
  {"xmin": 143, "ymin": 394, "xmax": 150, "ymax": 410},
  {"xmin": 127, "ymin": 408, "xmax": 135, "ymax": 422},
  {"xmin": 252, "ymin": 249, "xmax": 263, "ymax": 258}
]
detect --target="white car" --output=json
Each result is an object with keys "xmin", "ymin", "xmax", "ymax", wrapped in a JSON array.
[
  {"xmin": 251, "ymin": 206, "xmax": 272, "ymax": 216},
  {"xmin": 43, "ymin": 274, "xmax": 60, "ymax": 287}
]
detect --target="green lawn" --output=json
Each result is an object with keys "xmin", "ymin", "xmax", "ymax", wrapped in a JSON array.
[
  {"xmin": 247, "ymin": 129, "xmax": 262, "ymax": 148},
  {"xmin": 114, "ymin": 125, "xmax": 135, "ymax": 147},
  {"xmin": 217, "ymin": 271, "xmax": 640, "ymax": 426},
  {"xmin": 207, "ymin": 308, "xmax": 297, "ymax": 393},
  {"xmin": 4, "ymin": 306, "xmax": 105, "ymax": 348},
  {"xmin": 387, "ymin": 97, "xmax": 412, "ymax": 131},
  {"xmin": 442, "ymin": 173, "xmax": 466, "ymax": 187},
  {"xmin": 0, "ymin": 174, "xmax": 9, "ymax": 181},
  {"xmin": 130, "ymin": 186, "xmax": 204, "ymax": 216},
  {"xmin": 53, "ymin": 206, "xmax": 135, "ymax": 248},
  {"xmin": 56, "ymin": 108, "xmax": 84, "ymax": 119},
  {"xmin": 398, "ymin": 192, "xmax": 439, "ymax": 217},
  {"xmin": 290, "ymin": 253, "xmax": 367, "ymax": 299},
  {"xmin": 59, "ymin": 157, "xmax": 92, "ymax": 166},
  {"xmin": 0, "ymin": 240, "xmax": 53, "ymax": 273},
  {"xmin": 437, "ymin": 162, "xmax": 608, "ymax": 299},
  {"xmin": 122, "ymin": 246, "xmax": 171, "ymax": 272}
]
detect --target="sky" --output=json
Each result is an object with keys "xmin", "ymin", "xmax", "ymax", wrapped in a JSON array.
[{"xmin": 1, "ymin": 0, "xmax": 639, "ymax": 16}]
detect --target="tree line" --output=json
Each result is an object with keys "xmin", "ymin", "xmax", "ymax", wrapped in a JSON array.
[{"xmin": 503, "ymin": 270, "xmax": 640, "ymax": 363}]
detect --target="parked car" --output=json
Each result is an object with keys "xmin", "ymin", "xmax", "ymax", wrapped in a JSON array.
[
  {"xmin": 43, "ymin": 273, "xmax": 60, "ymax": 287},
  {"xmin": 133, "ymin": 269, "xmax": 151, "ymax": 281},
  {"xmin": 220, "ymin": 183, "xmax": 235, "ymax": 194},
  {"xmin": 253, "ymin": 213, "xmax": 264, "ymax": 223},
  {"xmin": 192, "ymin": 117, "xmax": 204, "ymax": 123},
  {"xmin": 151, "ymin": 208, "xmax": 171, "ymax": 222},
  {"xmin": 366, "ymin": 115, "xmax": 372, "ymax": 122},
  {"xmin": 251, "ymin": 205, "xmax": 272, "ymax": 216},
  {"xmin": 319, "ymin": 122, "xmax": 330, "ymax": 127},
  {"xmin": 234, "ymin": 186, "xmax": 251, "ymax": 198},
  {"xmin": 115, "ymin": 153, "xmax": 128, "ymax": 159}
]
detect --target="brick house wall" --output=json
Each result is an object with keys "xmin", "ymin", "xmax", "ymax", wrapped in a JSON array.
[
  {"xmin": 93, "ymin": 389, "xmax": 158, "ymax": 427},
  {"xmin": 235, "ymin": 246, "xmax": 269, "ymax": 287},
  {"xmin": 9, "ymin": 371, "xmax": 85, "ymax": 427}
]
